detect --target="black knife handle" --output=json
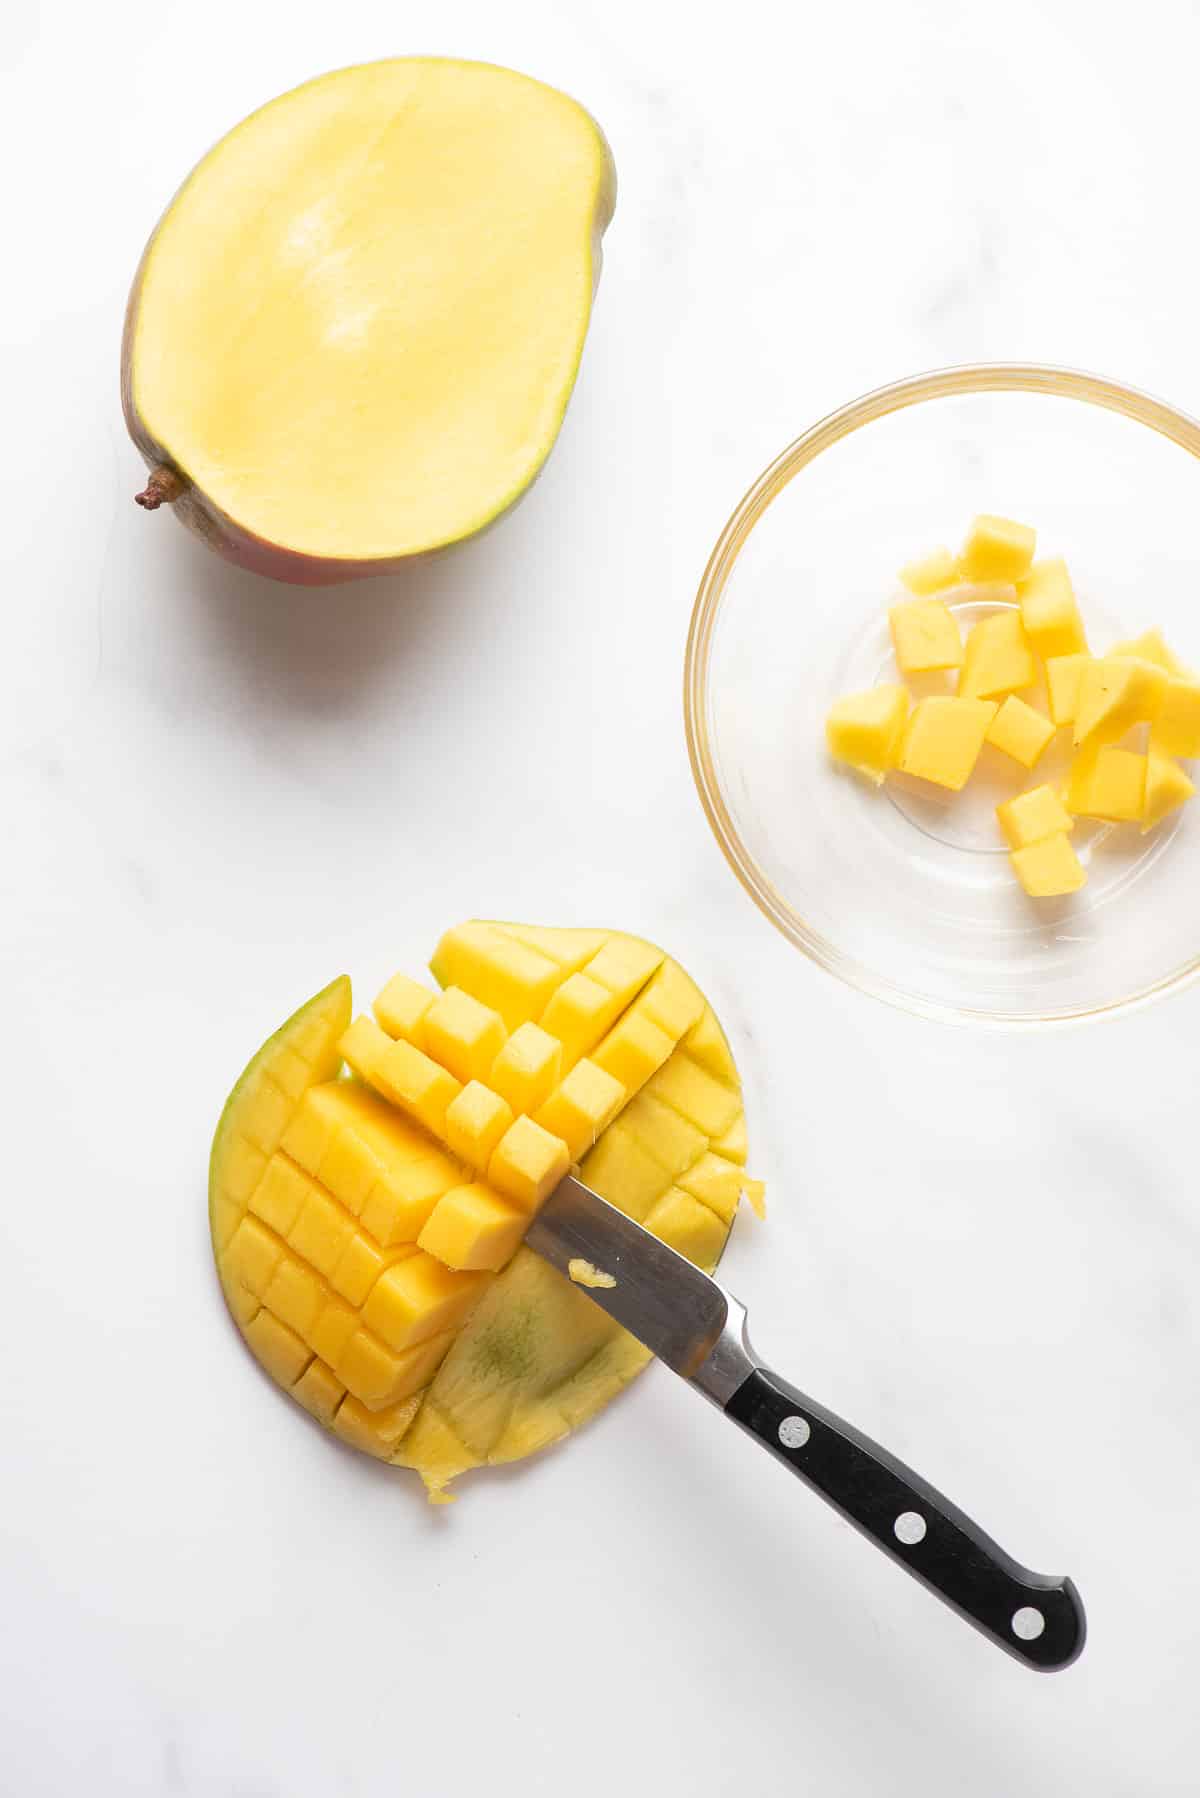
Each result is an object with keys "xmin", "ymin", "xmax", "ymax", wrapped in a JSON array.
[{"xmin": 725, "ymin": 1365, "xmax": 1085, "ymax": 1671}]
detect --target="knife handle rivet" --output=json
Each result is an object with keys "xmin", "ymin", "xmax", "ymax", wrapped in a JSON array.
[
  {"xmin": 894, "ymin": 1510, "xmax": 927, "ymax": 1546},
  {"xmin": 778, "ymin": 1415, "xmax": 810, "ymax": 1449},
  {"xmin": 1011, "ymin": 1606, "xmax": 1046, "ymax": 1642}
]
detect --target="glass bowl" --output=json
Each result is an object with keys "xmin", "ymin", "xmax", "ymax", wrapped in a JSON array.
[{"xmin": 684, "ymin": 365, "xmax": 1200, "ymax": 1025}]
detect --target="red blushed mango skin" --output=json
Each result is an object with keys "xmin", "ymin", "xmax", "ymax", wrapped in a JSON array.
[{"xmin": 121, "ymin": 63, "xmax": 616, "ymax": 589}]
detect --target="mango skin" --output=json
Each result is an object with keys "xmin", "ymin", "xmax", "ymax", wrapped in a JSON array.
[{"xmin": 121, "ymin": 59, "xmax": 616, "ymax": 587}]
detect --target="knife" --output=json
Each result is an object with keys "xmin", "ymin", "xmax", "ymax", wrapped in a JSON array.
[{"xmin": 526, "ymin": 1173, "xmax": 1086, "ymax": 1673}]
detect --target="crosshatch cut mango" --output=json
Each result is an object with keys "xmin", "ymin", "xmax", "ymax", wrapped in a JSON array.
[{"xmin": 210, "ymin": 924, "xmax": 763, "ymax": 1502}]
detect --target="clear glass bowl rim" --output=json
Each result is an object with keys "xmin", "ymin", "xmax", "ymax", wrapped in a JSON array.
[{"xmin": 683, "ymin": 362, "xmax": 1200, "ymax": 1028}]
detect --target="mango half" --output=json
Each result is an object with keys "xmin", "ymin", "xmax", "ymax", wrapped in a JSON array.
[
  {"xmin": 210, "ymin": 923, "xmax": 763, "ymax": 1501},
  {"xmin": 123, "ymin": 60, "xmax": 615, "ymax": 584}
]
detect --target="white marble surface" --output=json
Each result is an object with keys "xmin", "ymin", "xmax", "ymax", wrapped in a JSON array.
[{"xmin": 4, "ymin": 2, "xmax": 1200, "ymax": 1792}]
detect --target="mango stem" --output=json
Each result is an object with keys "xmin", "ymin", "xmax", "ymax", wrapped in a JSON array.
[{"xmin": 134, "ymin": 465, "xmax": 184, "ymax": 510}]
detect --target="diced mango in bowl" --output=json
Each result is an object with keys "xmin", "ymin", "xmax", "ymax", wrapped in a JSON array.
[
  {"xmin": 960, "ymin": 610, "xmax": 1036, "ymax": 700},
  {"xmin": 1018, "ymin": 558, "xmax": 1088, "ymax": 658},
  {"xmin": 997, "ymin": 784, "xmax": 1074, "ymax": 849},
  {"xmin": 1142, "ymin": 751, "xmax": 1196, "ymax": 833},
  {"xmin": 899, "ymin": 697, "xmax": 996, "ymax": 790},
  {"xmin": 1066, "ymin": 745, "xmax": 1147, "ymax": 823},
  {"xmin": 899, "ymin": 547, "xmax": 960, "ymax": 595},
  {"xmin": 986, "ymin": 695, "xmax": 1056, "ymax": 769},
  {"xmin": 961, "ymin": 514, "xmax": 1037, "ymax": 583},
  {"xmin": 1073, "ymin": 657, "xmax": 1167, "ymax": 748},
  {"xmin": 889, "ymin": 599, "xmax": 964, "ymax": 674},
  {"xmin": 825, "ymin": 684, "xmax": 909, "ymax": 785},
  {"xmin": 1151, "ymin": 676, "xmax": 1200, "ymax": 758},
  {"xmin": 1045, "ymin": 654, "xmax": 1089, "ymax": 726},
  {"xmin": 823, "ymin": 512, "xmax": 1197, "ymax": 898},
  {"xmin": 1010, "ymin": 833, "xmax": 1087, "ymax": 898}
]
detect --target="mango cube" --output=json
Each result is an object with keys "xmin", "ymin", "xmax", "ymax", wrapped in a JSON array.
[
  {"xmin": 360, "ymin": 1252, "xmax": 488, "ymax": 1352},
  {"xmin": 287, "ymin": 1184, "xmax": 356, "ymax": 1278},
  {"xmin": 1109, "ymin": 629, "xmax": 1185, "ymax": 675},
  {"xmin": 337, "ymin": 1326, "xmax": 456, "ymax": 1412},
  {"xmin": 825, "ymin": 684, "xmax": 909, "ymax": 786},
  {"xmin": 423, "ymin": 986, "xmax": 507, "ymax": 1085},
  {"xmin": 620, "ymin": 1089, "xmax": 707, "ymax": 1178},
  {"xmin": 1045, "ymin": 654, "xmax": 1090, "ymax": 727},
  {"xmin": 591, "ymin": 1006, "xmax": 675, "ymax": 1096},
  {"xmin": 487, "ymin": 1115, "xmax": 570, "ymax": 1211},
  {"xmin": 647, "ymin": 1053, "xmax": 741, "ymax": 1138},
  {"xmin": 961, "ymin": 514, "xmax": 1036, "ymax": 583},
  {"xmin": 1010, "ymin": 834, "xmax": 1087, "ymax": 897},
  {"xmin": 332, "ymin": 1393, "xmax": 422, "ymax": 1458},
  {"xmin": 1066, "ymin": 744, "xmax": 1147, "ymax": 822},
  {"xmin": 373, "ymin": 972, "xmax": 435, "ymax": 1044},
  {"xmin": 711, "ymin": 1115, "xmax": 748, "ymax": 1165},
  {"xmin": 1017, "ymin": 558, "xmax": 1087, "ymax": 658},
  {"xmin": 223, "ymin": 1215, "xmax": 284, "ymax": 1301},
  {"xmin": 677, "ymin": 1152, "xmax": 747, "ymax": 1225},
  {"xmin": 429, "ymin": 922, "xmax": 561, "ymax": 1030},
  {"xmin": 644, "ymin": 1188, "xmax": 728, "ymax": 1273},
  {"xmin": 327, "ymin": 1233, "xmax": 388, "ymax": 1307},
  {"xmin": 533, "ymin": 1058, "xmax": 626, "ymax": 1161},
  {"xmin": 248, "ymin": 1153, "xmax": 315, "ymax": 1237},
  {"xmin": 443, "ymin": 1080, "xmax": 514, "ymax": 1172},
  {"xmin": 538, "ymin": 972, "xmax": 623, "ymax": 1068},
  {"xmin": 682, "ymin": 1009, "xmax": 739, "ymax": 1086},
  {"xmin": 262, "ymin": 1252, "xmax": 323, "ymax": 1338},
  {"xmin": 292, "ymin": 1359, "xmax": 345, "ymax": 1426},
  {"xmin": 243, "ymin": 1309, "xmax": 311, "ymax": 1387},
  {"xmin": 959, "ymin": 611, "xmax": 1036, "ymax": 700},
  {"xmin": 1142, "ymin": 750, "xmax": 1196, "ymax": 833},
  {"xmin": 583, "ymin": 935, "xmax": 664, "ymax": 1000},
  {"xmin": 888, "ymin": 601, "xmax": 964, "ymax": 674},
  {"xmin": 1149, "ymin": 676, "xmax": 1200, "ymax": 759},
  {"xmin": 579, "ymin": 1122, "xmax": 670, "ymax": 1221},
  {"xmin": 418, "ymin": 1183, "xmax": 528, "ymax": 1272},
  {"xmin": 996, "ymin": 785, "xmax": 1074, "ymax": 850},
  {"xmin": 374, "ymin": 1036, "xmax": 462, "ymax": 1140},
  {"xmin": 488, "ymin": 1021, "xmax": 562, "ymax": 1116},
  {"xmin": 357, "ymin": 1150, "xmax": 461, "ymax": 1247},
  {"xmin": 985, "ymin": 695, "xmax": 1056, "ymax": 769},
  {"xmin": 638, "ymin": 961, "xmax": 705, "ymax": 1040},
  {"xmin": 899, "ymin": 547, "xmax": 960, "ymax": 595},
  {"xmin": 898, "ymin": 696, "xmax": 997, "ymax": 790},
  {"xmin": 1073, "ymin": 657, "xmax": 1167, "ymax": 748}
]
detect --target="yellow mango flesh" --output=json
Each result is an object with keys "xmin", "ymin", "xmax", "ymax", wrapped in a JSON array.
[
  {"xmin": 888, "ymin": 600, "xmax": 963, "ymax": 674},
  {"xmin": 898, "ymin": 547, "xmax": 960, "ymax": 595},
  {"xmin": 1017, "ymin": 558, "xmax": 1088, "ymax": 658},
  {"xmin": 996, "ymin": 785, "xmax": 1074, "ymax": 850},
  {"xmin": 1142, "ymin": 751, "xmax": 1196, "ymax": 833},
  {"xmin": 898, "ymin": 697, "xmax": 997, "ymax": 790},
  {"xmin": 1150, "ymin": 677, "xmax": 1200, "ymax": 759},
  {"xmin": 959, "ymin": 610, "xmax": 1036, "ymax": 700},
  {"xmin": 985, "ymin": 695, "xmax": 1056, "ymax": 769},
  {"xmin": 961, "ymin": 514, "xmax": 1036, "ymax": 583},
  {"xmin": 1045, "ymin": 654, "xmax": 1091, "ymax": 727},
  {"xmin": 1109, "ymin": 629, "xmax": 1186, "ymax": 675},
  {"xmin": 825, "ymin": 684, "xmax": 909, "ymax": 785},
  {"xmin": 127, "ymin": 59, "xmax": 614, "ymax": 568},
  {"xmin": 1066, "ymin": 745, "xmax": 1147, "ymax": 822},
  {"xmin": 1073, "ymin": 658, "xmax": 1167, "ymax": 748},
  {"xmin": 210, "ymin": 924, "xmax": 761, "ymax": 1497},
  {"xmin": 1010, "ymin": 834, "xmax": 1087, "ymax": 897}
]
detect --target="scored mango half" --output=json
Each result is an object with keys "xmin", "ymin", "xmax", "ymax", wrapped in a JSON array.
[{"xmin": 210, "ymin": 922, "xmax": 763, "ymax": 1501}]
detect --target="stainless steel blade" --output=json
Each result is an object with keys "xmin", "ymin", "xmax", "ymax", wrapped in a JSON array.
[{"xmin": 526, "ymin": 1173, "xmax": 754, "ymax": 1400}]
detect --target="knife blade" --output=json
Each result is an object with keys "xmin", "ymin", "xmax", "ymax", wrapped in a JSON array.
[{"xmin": 527, "ymin": 1172, "xmax": 1086, "ymax": 1674}]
